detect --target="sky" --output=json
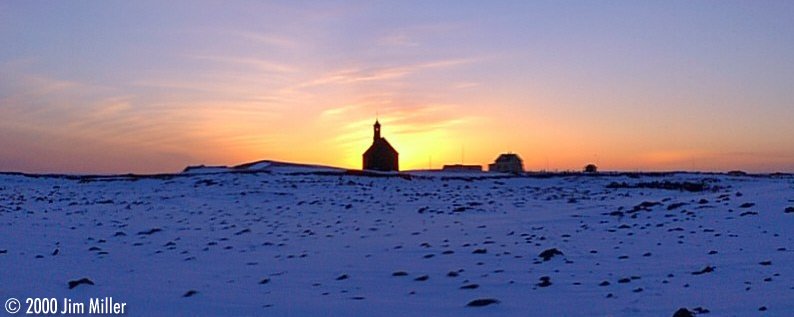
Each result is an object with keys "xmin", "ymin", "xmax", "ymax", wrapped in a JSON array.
[{"xmin": 1, "ymin": 1, "xmax": 793, "ymax": 173}]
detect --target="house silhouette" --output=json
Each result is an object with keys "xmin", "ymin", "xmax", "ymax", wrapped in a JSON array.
[
  {"xmin": 488, "ymin": 153, "xmax": 524, "ymax": 173},
  {"xmin": 363, "ymin": 120, "xmax": 399, "ymax": 171}
]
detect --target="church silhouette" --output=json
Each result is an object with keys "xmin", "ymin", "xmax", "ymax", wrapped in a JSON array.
[{"xmin": 363, "ymin": 120, "xmax": 399, "ymax": 171}]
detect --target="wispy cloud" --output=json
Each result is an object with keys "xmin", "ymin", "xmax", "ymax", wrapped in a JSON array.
[
  {"xmin": 377, "ymin": 23, "xmax": 462, "ymax": 48},
  {"xmin": 378, "ymin": 33, "xmax": 419, "ymax": 47},
  {"xmin": 321, "ymin": 104, "xmax": 362, "ymax": 117},
  {"xmin": 451, "ymin": 82, "xmax": 480, "ymax": 89},
  {"xmin": 306, "ymin": 66, "xmax": 410, "ymax": 86},
  {"xmin": 228, "ymin": 30, "xmax": 299, "ymax": 49},
  {"xmin": 174, "ymin": 26, "xmax": 302, "ymax": 50},
  {"xmin": 299, "ymin": 58, "xmax": 476, "ymax": 88},
  {"xmin": 0, "ymin": 65, "xmax": 291, "ymax": 171},
  {"xmin": 0, "ymin": 72, "xmax": 115, "ymax": 122},
  {"xmin": 188, "ymin": 55, "xmax": 298, "ymax": 73}
]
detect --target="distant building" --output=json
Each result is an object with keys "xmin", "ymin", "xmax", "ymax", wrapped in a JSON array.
[
  {"xmin": 488, "ymin": 153, "xmax": 524, "ymax": 173},
  {"xmin": 363, "ymin": 120, "xmax": 399, "ymax": 171},
  {"xmin": 727, "ymin": 170, "xmax": 747, "ymax": 176},
  {"xmin": 584, "ymin": 164, "xmax": 598, "ymax": 173},
  {"xmin": 442, "ymin": 164, "xmax": 482, "ymax": 172}
]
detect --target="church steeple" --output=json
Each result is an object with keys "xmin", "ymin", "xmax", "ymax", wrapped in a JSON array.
[{"xmin": 363, "ymin": 118, "xmax": 398, "ymax": 171}]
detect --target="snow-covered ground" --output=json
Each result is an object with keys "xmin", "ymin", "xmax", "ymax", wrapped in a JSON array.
[{"xmin": 1, "ymin": 165, "xmax": 792, "ymax": 316}]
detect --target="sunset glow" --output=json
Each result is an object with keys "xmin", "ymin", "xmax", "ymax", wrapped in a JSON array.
[{"xmin": 1, "ymin": 1, "xmax": 793, "ymax": 173}]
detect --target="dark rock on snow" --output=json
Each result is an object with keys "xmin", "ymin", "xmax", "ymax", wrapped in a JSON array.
[
  {"xmin": 466, "ymin": 298, "xmax": 500, "ymax": 307},
  {"xmin": 68, "ymin": 278, "xmax": 95, "ymax": 289},
  {"xmin": 472, "ymin": 248, "xmax": 487, "ymax": 254},
  {"xmin": 137, "ymin": 228, "xmax": 162, "ymax": 235},
  {"xmin": 672, "ymin": 308, "xmax": 694, "ymax": 317},
  {"xmin": 691, "ymin": 266, "xmax": 715, "ymax": 275},
  {"xmin": 538, "ymin": 248, "xmax": 564, "ymax": 261}
]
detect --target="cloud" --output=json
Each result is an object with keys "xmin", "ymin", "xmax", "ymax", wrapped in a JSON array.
[
  {"xmin": 188, "ymin": 55, "xmax": 298, "ymax": 73},
  {"xmin": 299, "ymin": 58, "xmax": 476, "ymax": 88},
  {"xmin": 377, "ymin": 23, "xmax": 462, "ymax": 48},
  {"xmin": 173, "ymin": 25, "xmax": 302, "ymax": 50},
  {"xmin": 452, "ymin": 82, "xmax": 481, "ymax": 89},
  {"xmin": 322, "ymin": 104, "xmax": 362, "ymax": 117},
  {"xmin": 378, "ymin": 33, "xmax": 419, "ymax": 47},
  {"xmin": 0, "ymin": 72, "xmax": 116, "ymax": 124},
  {"xmin": 1, "ymin": 74, "xmax": 79, "ymax": 102},
  {"xmin": 415, "ymin": 58, "xmax": 475, "ymax": 69},
  {"xmin": 90, "ymin": 96, "xmax": 132, "ymax": 117},
  {"xmin": 0, "ymin": 66, "xmax": 287, "ymax": 172},
  {"xmin": 393, "ymin": 118, "xmax": 470, "ymax": 135},
  {"xmin": 228, "ymin": 30, "xmax": 299, "ymax": 49},
  {"xmin": 301, "ymin": 66, "xmax": 411, "ymax": 87}
]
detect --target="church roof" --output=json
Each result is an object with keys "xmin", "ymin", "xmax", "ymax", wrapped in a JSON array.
[{"xmin": 364, "ymin": 137, "xmax": 398, "ymax": 156}]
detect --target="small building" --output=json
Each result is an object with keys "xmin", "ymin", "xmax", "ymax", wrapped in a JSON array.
[
  {"xmin": 488, "ymin": 153, "xmax": 524, "ymax": 173},
  {"xmin": 584, "ymin": 164, "xmax": 598, "ymax": 173},
  {"xmin": 442, "ymin": 164, "xmax": 482, "ymax": 172},
  {"xmin": 363, "ymin": 120, "xmax": 399, "ymax": 171}
]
